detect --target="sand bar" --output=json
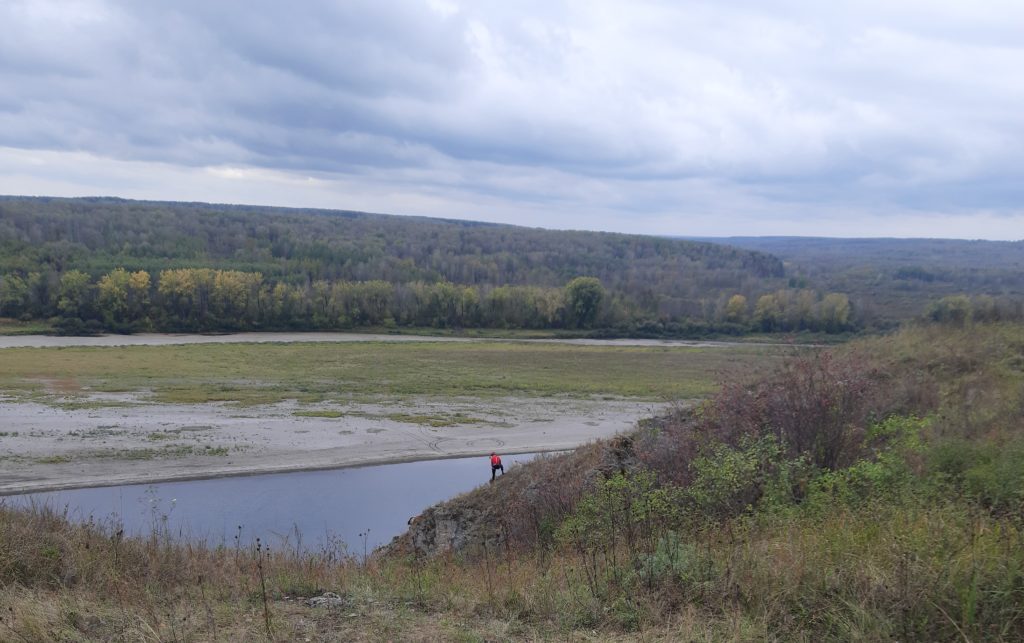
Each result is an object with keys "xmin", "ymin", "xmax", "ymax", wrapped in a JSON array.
[{"xmin": 0, "ymin": 393, "xmax": 672, "ymax": 495}]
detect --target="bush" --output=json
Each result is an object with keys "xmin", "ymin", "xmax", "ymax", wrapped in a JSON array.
[
  {"xmin": 928, "ymin": 437, "xmax": 1024, "ymax": 515},
  {"xmin": 633, "ymin": 533, "xmax": 717, "ymax": 597},
  {"xmin": 683, "ymin": 434, "xmax": 784, "ymax": 522}
]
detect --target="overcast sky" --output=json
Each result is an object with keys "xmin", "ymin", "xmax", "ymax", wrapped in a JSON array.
[{"xmin": 1, "ymin": 1, "xmax": 1022, "ymax": 239}]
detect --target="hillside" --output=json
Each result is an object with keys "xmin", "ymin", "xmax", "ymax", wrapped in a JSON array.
[
  {"xmin": 1, "ymin": 196, "xmax": 835, "ymax": 336},
  {"xmin": 4, "ymin": 197, "xmax": 1021, "ymax": 336},
  {"xmin": 3, "ymin": 321, "xmax": 1022, "ymax": 640},
  {"xmin": 702, "ymin": 236, "xmax": 1024, "ymax": 324},
  {"xmin": 0, "ymin": 197, "xmax": 785, "ymax": 289}
]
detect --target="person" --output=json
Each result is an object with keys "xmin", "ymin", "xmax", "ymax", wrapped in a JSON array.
[{"xmin": 490, "ymin": 452, "xmax": 504, "ymax": 481}]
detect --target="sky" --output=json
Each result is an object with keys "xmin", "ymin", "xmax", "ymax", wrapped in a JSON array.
[{"xmin": 1, "ymin": 0, "xmax": 1022, "ymax": 240}]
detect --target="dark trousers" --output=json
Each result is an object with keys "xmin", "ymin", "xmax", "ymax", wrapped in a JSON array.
[{"xmin": 491, "ymin": 464, "xmax": 504, "ymax": 480}]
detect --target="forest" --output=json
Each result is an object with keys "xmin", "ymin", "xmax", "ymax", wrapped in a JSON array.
[
  {"xmin": 0, "ymin": 196, "xmax": 843, "ymax": 335},
  {"xmin": 1, "ymin": 196, "xmax": 1020, "ymax": 335},
  {"xmin": 705, "ymin": 236, "xmax": 1024, "ymax": 325}
]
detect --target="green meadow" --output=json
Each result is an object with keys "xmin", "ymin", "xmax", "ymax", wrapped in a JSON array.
[{"xmin": 0, "ymin": 340, "xmax": 788, "ymax": 405}]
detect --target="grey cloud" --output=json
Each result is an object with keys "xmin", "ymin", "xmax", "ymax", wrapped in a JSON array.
[{"xmin": 1, "ymin": 0, "xmax": 1022, "ymax": 236}]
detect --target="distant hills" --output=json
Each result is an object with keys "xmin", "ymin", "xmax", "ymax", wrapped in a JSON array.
[
  {"xmin": 694, "ymin": 236, "xmax": 1024, "ymax": 323},
  {"xmin": 0, "ymin": 196, "xmax": 1020, "ymax": 335}
]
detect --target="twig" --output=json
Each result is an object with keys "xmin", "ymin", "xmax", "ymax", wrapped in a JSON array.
[
  {"xmin": 929, "ymin": 599, "xmax": 972, "ymax": 643},
  {"xmin": 256, "ymin": 538, "xmax": 274, "ymax": 641}
]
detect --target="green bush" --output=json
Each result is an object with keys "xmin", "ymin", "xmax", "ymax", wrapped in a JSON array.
[
  {"xmin": 684, "ymin": 434, "xmax": 784, "ymax": 521},
  {"xmin": 963, "ymin": 441, "xmax": 1024, "ymax": 515},
  {"xmin": 928, "ymin": 437, "xmax": 1024, "ymax": 514},
  {"xmin": 633, "ymin": 532, "xmax": 717, "ymax": 596}
]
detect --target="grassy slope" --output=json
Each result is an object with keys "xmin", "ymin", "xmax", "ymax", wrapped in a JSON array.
[{"xmin": 1, "ymin": 324, "xmax": 1022, "ymax": 641}]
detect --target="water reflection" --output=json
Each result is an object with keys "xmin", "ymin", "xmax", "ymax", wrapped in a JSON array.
[{"xmin": 6, "ymin": 453, "xmax": 544, "ymax": 554}]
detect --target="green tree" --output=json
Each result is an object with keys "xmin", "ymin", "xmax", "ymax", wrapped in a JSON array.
[
  {"xmin": 0, "ymin": 274, "xmax": 29, "ymax": 318},
  {"xmin": 97, "ymin": 268, "xmax": 149, "ymax": 327},
  {"xmin": 753, "ymin": 293, "xmax": 781, "ymax": 332},
  {"xmin": 157, "ymin": 268, "xmax": 197, "ymax": 328},
  {"xmin": 818, "ymin": 293, "xmax": 851, "ymax": 332},
  {"xmin": 565, "ymin": 277, "xmax": 605, "ymax": 329},
  {"xmin": 927, "ymin": 295, "xmax": 972, "ymax": 327},
  {"xmin": 210, "ymin": 270, "xmax": 262, "ymax": 328},
  {"xmin": 57, "ymin": 270, "xmax": 94, "ymax": 319}
]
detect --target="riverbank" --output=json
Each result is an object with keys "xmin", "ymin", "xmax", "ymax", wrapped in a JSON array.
[
  {"xmin": 0, "ymin": 334, "xmax": 781, "ymax": 495},
  {"xmin": 0, "ymin": 330, "xmax": 792, "ymax": 349},
  {"xmin": 0, "ymin": 394, "xmax": 669, "ymax": 495}
]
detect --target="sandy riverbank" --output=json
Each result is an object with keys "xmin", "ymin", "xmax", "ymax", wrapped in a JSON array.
[{"xmin": 0, "ymin": 392, "xmax": 673, "ymax": 495}]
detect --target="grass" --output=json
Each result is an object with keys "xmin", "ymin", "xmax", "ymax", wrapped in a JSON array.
[
  {"xmin": 0, "ymin": 340, "xmax": 788, "ymax": 406},
  {"xmin": 54, "ymin": 399, "xmax": 136, "ymax": 411},
  {"xmin": 0, "ymin": 317, "xmax": 54, "ymax": 335},
  {"xmin": 33, "ymin": 455, "xmax": 72, "ymax": 464},
  {"xmin": 384, "ymin": 412, "xmax": 489, "ymax": 427},
  {"xmin": 32, "ymin": 445, "xmax": 232, "ymax": 463},
  {"xmin": 293, "ymin": 410, "xmax": 346, "ymax": 418},
  {"xmin": 2, "ymin": 491, "xmax": 1020, "ymax": 640},
  {"xmin": 1, "ymin": 323, "xmax": 1022, "ymax": 640},
  {"xmin": 67, "ymin": 427, "xmax": 126, "ymax": 439}
]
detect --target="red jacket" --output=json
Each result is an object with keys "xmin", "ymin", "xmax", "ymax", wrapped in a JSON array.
[{"xmin": 490, "ymin": 454, "xmax": 501, "ymax": 467}]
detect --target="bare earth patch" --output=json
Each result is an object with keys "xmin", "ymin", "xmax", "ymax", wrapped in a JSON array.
[{"xmin": 0, "ymin": 391, "xmax": 673, "ymax": 494}]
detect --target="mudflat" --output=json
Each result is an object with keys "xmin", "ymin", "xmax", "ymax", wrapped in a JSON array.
[
  {"xmin": 0, "ymin": 394, "xmax": 667, "ymax": 494},
  {"xmin": 0, "ymin": 333, "xmax": 785, "ymax": 494}
]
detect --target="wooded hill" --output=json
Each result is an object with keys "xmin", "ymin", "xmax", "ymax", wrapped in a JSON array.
[
  {"xmin": 701, "ymin": 236, "xmax": 1024, "ymax": 325},
  {"xmin": 2, "ymin": 196, "xmax": 1019, "ymax": 335},
  {"xmin": 0, "ymin": 196, "xmax": 849, "ymax": 335}
]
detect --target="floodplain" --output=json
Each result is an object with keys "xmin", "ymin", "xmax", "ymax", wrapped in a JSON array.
[{"xmin": 0, "ymin": 336, "xmax": 789, "ymax": 493}]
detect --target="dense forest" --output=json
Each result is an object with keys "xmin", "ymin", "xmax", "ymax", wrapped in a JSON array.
[
  {"xmin": 1, "ymin": 197, "xmax": 1020, "ymax": 335},
  {"xmin": 1, "ymin": 196, "xmax": 857, "ymax": 335},
  {"xmin": 703, "ymin": 236, "xmax": 1024, "ymax": 325}
]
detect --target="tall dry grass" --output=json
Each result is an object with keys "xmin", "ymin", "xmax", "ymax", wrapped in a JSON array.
[{"xmin": 2, "ymin": 322, "xmax": 1022, "ymax": 640}]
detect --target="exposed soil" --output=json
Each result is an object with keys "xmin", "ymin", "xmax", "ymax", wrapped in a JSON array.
[{"xmin": 0, "ymin": 391, "xmax": 671, "ymax": 495}]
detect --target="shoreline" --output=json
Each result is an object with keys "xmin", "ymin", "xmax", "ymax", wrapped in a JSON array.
[
  {"xmin": 0, "ymin": 331, "xmax": 796, "ymax": 350},
  {"xmin": 0, "ymin": 446, "xmax": 570, "ymax": 497},
  {"xmin": 0, "ymin": 395, "xmax": 666, "ymax": 497}
]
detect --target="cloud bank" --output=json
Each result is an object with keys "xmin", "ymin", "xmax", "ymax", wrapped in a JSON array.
[{"xmin": 1, "ymin": 0, "xmax": 1022, "ymax": 238}]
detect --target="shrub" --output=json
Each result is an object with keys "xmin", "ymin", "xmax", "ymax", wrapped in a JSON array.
[
  {"xmin": 683, "ymin": 434, "xmax": 784, "ymax": 522},
  {"xmin": 927, "ymin": 437, "xmax": 1024, "ymax": 515},
  {"xmin": 633, "ymin": 532, "xmax": 717, "ymax": 598}
]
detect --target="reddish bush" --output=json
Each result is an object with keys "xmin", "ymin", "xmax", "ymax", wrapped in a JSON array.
[{"xmin": 640, "ymin": 350, "xmax": 937, "ymax": 477}]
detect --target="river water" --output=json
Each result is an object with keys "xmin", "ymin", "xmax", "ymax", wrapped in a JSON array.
[{"xmin": 4, "ymin": 453, "xmax": 544, "ymax": 556}]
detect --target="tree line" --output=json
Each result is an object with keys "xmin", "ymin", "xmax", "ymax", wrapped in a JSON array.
[
  {"xmin": 0, "ymin": 267, "xmax": 867, "ymax": 335},
  {"xmin": 0, "ymin": 196, "xmax": 788, "ymax": 321},
  {"xmin": 712, "ymin": 236, "xmax": 1024, "ymax": 325}
]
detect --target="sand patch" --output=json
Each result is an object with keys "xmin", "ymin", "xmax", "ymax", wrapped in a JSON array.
[{"xmin": 0, "ymin": 392, "xmax": 675, "ymax": 494}]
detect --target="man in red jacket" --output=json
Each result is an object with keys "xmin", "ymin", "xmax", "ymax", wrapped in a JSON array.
[{"xmin": 490, "ymin": 452, "xmax": 504, "ymax": 481}]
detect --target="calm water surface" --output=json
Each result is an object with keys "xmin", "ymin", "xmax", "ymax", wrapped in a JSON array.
[{"xmin": 6, "ymin": 453, "xmax": 545, "ymax": 554}]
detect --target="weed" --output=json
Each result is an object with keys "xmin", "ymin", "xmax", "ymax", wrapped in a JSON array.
[
  {"xmin": 35, "ymin": 455, "xmax": 72, "ymax": 464},
  {"xmin": 386, "ymin": 412, "xmax": 487, "ymax": 427},
  {"xmin": 1, "ymin": 323, "xmax": 1021, "ymax": 640},
  {"xmin": 0, "ymin": 341, "xmax": 785, "ymax": 405},
  {"xmin": 292, "ymin": 410, "xmax": 345, "ymax": 418}
]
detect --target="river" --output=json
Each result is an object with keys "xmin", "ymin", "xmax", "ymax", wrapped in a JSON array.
[{"xmin": 4, "ymin": 452, "xmax": 546, "ymax": 556}]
